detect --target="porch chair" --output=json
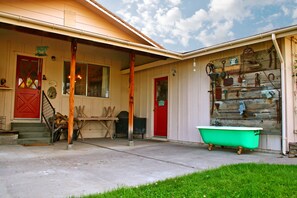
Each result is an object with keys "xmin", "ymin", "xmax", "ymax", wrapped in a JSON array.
[{"xmin": 115, "ymin": 111, "xmax": 146, "ymax": 139}]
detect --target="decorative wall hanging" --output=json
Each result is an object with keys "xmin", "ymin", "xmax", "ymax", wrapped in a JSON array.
[
  {"xmin": 0, "ymin": 78, "xmax": 6, "ymax": 86},
  {"xmin": 47, "ymin": 86, "xmax": 57, "ymax": 99}
]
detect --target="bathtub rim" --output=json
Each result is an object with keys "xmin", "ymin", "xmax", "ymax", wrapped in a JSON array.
[{"xmin": 196, "ymin": 126, "xmax": 263, "ymax": 131}]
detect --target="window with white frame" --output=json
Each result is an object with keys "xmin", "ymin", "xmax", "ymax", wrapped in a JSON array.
[{"xmin": 63, "ymin": 61, "xmax": 110, "ymax": 98}]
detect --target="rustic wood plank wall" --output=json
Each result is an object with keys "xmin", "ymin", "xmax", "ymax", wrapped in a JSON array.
[{"xmin": 209, "ymin": 47, "xmax": 282, "ymax": 136}]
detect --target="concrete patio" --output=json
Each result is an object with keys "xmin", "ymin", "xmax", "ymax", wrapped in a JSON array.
[{"xmin": 0, "ymin": 138, "xmax": 296, "ymax": 198}]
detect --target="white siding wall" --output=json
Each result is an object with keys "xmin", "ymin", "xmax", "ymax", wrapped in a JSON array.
[
  {"xmin": 284, "ymin": 36, "xmax": 297, "ymax": 144},
  {"xmin": 121, "ymin": 59, "xmax": 210, "ymax": 143},
  {"xmin": 123, "ymin": 41, "xmax": 291, "ymax": 151}
]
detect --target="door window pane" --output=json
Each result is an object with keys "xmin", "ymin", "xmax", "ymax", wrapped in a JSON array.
[
  {"xmin": 156, "ymin": 80, "xmax": 168, "ymax": 101},
  {"xmin": 17, "ymin": 58, "xmax": 40, "ymax": 89}
]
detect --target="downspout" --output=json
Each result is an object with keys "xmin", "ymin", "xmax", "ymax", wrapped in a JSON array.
[{"xmin": 272, "ymin": 34, "xmax": 286, "ymax": 155}]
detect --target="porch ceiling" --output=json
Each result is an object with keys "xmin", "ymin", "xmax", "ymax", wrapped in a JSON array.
[{"xmin": 0, "ymin": 22, "xmax": 168, "ymax": 70}]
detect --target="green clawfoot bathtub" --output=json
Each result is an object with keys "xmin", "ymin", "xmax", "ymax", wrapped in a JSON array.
[{"xmin": 196, "ymin": 126, "xmax": 262, "ymax": 154}]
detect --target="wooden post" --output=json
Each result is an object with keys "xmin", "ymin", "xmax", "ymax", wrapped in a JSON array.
[
  {"xmin": 128, "ymin": 53, "xmax": 135, "ymax": 145},
  {"xmin": 68, "ymin": 40, "xmax": 77, "ymax": 148}
]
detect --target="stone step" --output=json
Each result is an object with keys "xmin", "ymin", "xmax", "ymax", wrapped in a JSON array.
[
  {"xmin": 11, "ymin": 122, "xmax": 52, "ymax": 145},
  {"xmin": 18, "ymin": 137, "xmax": 51, "ymax": 145},
  {"xmin": 11, "ymin": 122, "xmax": 46, "ymax": 128},
  {"xmin": 18, "ymin": 132, "xmax": 50, "ymax": 138},
  {"xmin": 0, "ymin": 131, "xmax": 18, "ymax": 145},
  {"xmin": 12, "ymin": 126, "xmax": 49, "ymax": 132}
]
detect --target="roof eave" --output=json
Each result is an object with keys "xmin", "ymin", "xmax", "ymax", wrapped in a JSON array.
[
  {"xmin": 183, "ymin": 25, "xmax": 297, "ymax": 59},
  {"xmin": 121, "ymin": 25, "xmax": 297, "ymax": 73},
  {"xmin": 83, "ymin": 0, "xmax": 164, "ymax": 49}
]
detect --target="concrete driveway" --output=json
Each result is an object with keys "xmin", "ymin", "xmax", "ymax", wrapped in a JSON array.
[{"xmin": 0, "ymin": 138, "xmax": 296, "ymax": 198}]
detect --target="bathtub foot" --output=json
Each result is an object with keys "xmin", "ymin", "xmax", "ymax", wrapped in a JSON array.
[
  {"xmin": 208, "ymin": 144, "xmax": 213, "ymax": 151},
  {"xmin": 237, "ymin": 147, "xmax": 243, "ymax": 155}
]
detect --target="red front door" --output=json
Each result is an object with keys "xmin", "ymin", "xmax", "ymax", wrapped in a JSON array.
[
  {"xmin": 154, "ymin": 76, "xmax": 168, "ymax": 137},
  {"xmin": 14, "ymin": 55, "xmax": 42, "ymax": 118}
]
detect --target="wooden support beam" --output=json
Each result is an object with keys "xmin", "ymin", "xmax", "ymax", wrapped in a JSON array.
[
  {"xmin": 68, "ymin": 40, "xmax": 77, "ymax": 146},
  {"xmin": 128, "ymin": 53, "xmax": 135, "ymax": 144}
]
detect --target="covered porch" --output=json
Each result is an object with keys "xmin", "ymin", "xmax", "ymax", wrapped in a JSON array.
[{"xmin": 0, "ymin": 17, "xmax": 180, "ymax": 145}]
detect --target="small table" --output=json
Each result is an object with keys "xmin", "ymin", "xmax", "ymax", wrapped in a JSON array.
[{"xmin": 76, "ymin": 117, "xmax": 119, "ymax": 140}]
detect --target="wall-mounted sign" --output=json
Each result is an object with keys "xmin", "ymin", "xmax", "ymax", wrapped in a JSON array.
[
  {"xmin": 158, "ymin": 100, "xmax": 165, "ymax": 106},
  {"xmin": 229, "ymin": 57, "xmax": 239, "ymax": 65},
  {"xmin": 36, "ymin": 46, "xmax": 48, "ymax": 56}
]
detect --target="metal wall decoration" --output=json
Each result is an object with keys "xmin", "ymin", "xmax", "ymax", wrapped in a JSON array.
[{"xmin": 207, "ymin": 46, "xmax": 282, "ymax": 135}]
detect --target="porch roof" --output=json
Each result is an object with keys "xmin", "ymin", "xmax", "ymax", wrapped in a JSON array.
[{"xmin": 0, "ymin": 10, "xmax": 182, "ymax": 69}]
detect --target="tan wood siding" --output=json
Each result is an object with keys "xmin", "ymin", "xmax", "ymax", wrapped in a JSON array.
[
  {"xmin": 0, "ymin": 28, "xmax": 123, "ymax": 138},
  {"xmin": 0, "ymin": 0, "xmax": 146, "ymax": 44},
  {"xmin": 0, "ymin": 1, "xmax": 65, "ymax": 25}
]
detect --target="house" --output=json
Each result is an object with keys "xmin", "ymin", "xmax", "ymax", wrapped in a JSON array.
[{"xmin": 0, "ymin": 0, "xmax": 296, "ymax": 154}]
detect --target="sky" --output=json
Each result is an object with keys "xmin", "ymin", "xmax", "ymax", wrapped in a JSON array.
[{"xmin": 97, "ymin": 0, "xmax": 296, "ymax": 53}]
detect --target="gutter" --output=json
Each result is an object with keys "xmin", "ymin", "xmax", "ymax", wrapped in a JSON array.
[{"xmin": 272, "ymin": 33, "xmax": 286, "ymax": 155}]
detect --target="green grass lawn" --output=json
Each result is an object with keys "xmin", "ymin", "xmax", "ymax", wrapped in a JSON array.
[{"xmin": 84, "ymin": 163, "xmax": 297, "ymax": 198}]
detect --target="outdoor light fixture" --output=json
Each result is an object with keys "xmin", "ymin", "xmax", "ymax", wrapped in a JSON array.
[
  {"xmin": 171, "ymin": 68, "xmax": 176, "ymax": 76},
  {"xmin": 193, "ymin": 58, "xmax": 197, "ymax": 72}
]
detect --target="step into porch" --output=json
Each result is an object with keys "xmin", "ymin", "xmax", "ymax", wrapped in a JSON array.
[{"xmin": 11, "ymin": 122, "xmax": 51, "ymax": 145}]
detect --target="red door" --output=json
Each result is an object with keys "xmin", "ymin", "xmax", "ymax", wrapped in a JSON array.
[
  {"xmin": 154, "ymin": 77, "xmax": 168, "ymax": 137},
  {"xmin": 14, "ymin": 55, "xmax": 42, "ymax": 118}
]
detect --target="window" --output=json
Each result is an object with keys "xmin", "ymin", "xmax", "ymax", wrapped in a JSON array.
[{"xmin": 63, "ymin": 62, "xmax": 110, "ymax": 98}]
